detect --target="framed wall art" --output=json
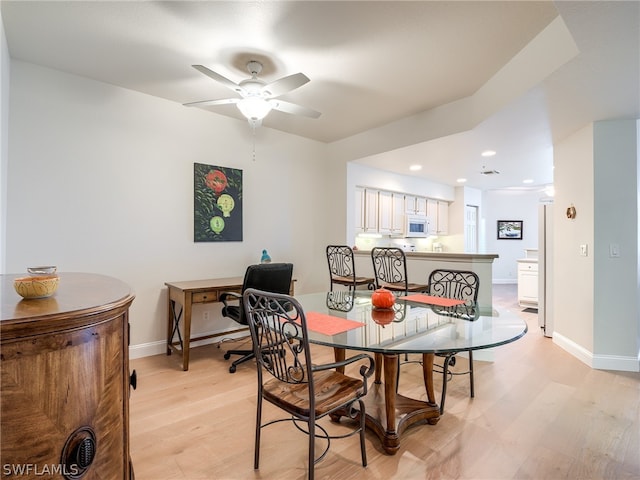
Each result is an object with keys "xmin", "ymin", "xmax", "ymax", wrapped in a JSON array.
[
  {"xmin": 194, "ymin": 163, "xmax": 243, "ymax": 242},
  {"xmin": 497, "ymin": 220, "xmax": 523, "ymax": 240}
]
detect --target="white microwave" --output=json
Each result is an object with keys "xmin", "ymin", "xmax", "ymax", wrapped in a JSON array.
[{"xmin": 405, "ymin": 214, "xmax": 430, "ymax": 237}]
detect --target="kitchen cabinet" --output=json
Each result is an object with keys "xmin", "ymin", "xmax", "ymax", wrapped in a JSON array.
[
  {"xmin": 1, "ymin": 272, "xmax": 135, "ymax": 479},
  {"xmin": 364, "ymin": 189, "xmax": 379, "ymax": 232},
  {"xmin": 427, "ymin": 199, "xmax": 449, "ymax": 235},
  {"xmin": 355, "ymin": 187, "xmax": 379, "ymax": 233},
  {"xmin": 356, "ymin": 187, "xmax": 449, "ymax": 237},
  {"xmin": 379, "ymin": 191, "xmax": 405, "ymax": 235},
  {"xmin": 355, "ymin": 187, "xmax": 365, "ymax": 232},
  {"xmin": 437, "ymin": 200, "xmax": 449, "ymax": 235},
  {"xmin": 517, "ymin": 260, "xmax": 538, "ymax": 307},
  {"xmin": 405, "ymin": 195, "xmax": 427, "ymax": 216}
]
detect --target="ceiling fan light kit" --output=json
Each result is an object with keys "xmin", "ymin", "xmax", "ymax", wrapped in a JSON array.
[
  {"xmin": 237, "ymin": 97, "xmax": 272, "ymax": 121},
  {"xmin": 184, "ymin": 60, "xmax": 320, "ymax": 126}
]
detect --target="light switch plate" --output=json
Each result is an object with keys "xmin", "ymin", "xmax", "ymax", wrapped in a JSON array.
[
  {"xmin": 580, "ymin": 244, "xmax": 588, "ymax": 256},
  {"xmin": 609, "ymin": 243, "xmax": 620, "ymax": 257}
]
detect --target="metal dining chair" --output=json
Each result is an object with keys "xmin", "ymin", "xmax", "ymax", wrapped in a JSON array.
[
  {"xmin": 242, "ymin": 288, "xmax": 375, "ymax": 480},
  {"xmin": 326, "ymin": 245, "xmax": 374, "ymax": 292},
  {"xmin": 419, "ymin": 269, "xmax": 480, "ymax": 414},
  {"xmin": 370, "ymin": 247, "xmax": 428, "ymax": 294}
]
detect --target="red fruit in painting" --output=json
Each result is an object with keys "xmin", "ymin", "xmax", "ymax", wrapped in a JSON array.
[
  {"xmin": 371, "ymin": 308, "xmax": 395, "ymax": 326},
  {"xmin": 371, "ymin": 288, "xmax": 395, "ymax": 309},
  {"xmin": 205, "ymin": 170, "xmax": 228, "ymax": 193}
]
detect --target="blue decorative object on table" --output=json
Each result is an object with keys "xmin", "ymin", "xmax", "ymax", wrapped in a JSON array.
[{"xmin": 260, "ymin": 249, "xmax": 271, "ymax": 264}]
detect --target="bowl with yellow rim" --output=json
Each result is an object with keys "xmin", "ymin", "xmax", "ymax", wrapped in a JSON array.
[{"xmin": 14, "ymin": 275, "xmax": 59, "ymax": 299}]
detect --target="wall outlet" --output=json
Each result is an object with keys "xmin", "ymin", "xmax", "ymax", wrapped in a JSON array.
[
  {"xmin": 580, "ymin": 244, "xmax": 588, "ymax": 257},
  {"xmin": 203, "ymin": 310, "xmax": 210, "ymax": 321}
]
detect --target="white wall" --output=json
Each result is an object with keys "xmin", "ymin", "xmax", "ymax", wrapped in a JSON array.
[
  {"xmin": 592, "ymin": 119, "xmax": 639, "ymax": 361},
  {"xmin": 0, "ymin": 12, "xmax": 8, "ymax": 272},
  {"xmin": 553, "ymin": 124, "xmax": 595, "ymax": 352},
  {"xmin": 552, "ymin": 120, "xmax": 640, "ymax": 372},
  {"xmin": 483, "ymin": 189, "xmax": 542, "ymax": 283},
  {"xmin": 5, "ymin": 61, "xmax": 337, "ymax": 357}
]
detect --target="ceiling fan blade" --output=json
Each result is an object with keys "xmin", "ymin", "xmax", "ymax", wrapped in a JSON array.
[
  {"xmin": 262, "ymin": 73, "xmax": 310, "ymax": 98},
  {"xmin": 270, "ymin": 99, "xmax": 321, "ymax": 119},
  {"xmin": 183, "ymin": 98, "xmax": 240, "ymax": 107},
  {"xmin": 192, "ymin": 65, "xmax": 244, "ymax": 95}
]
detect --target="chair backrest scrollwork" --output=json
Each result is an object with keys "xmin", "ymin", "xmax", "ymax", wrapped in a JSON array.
[
  {"xmin": 243, "ymin": 288, "xmax": 313, "ymax": 386},
  {"xmin": 371, "ymin": 247, "xmax": 408, "ymax": 289},
  {"xmin": 428, "ymin": 269, "xmax": 479, "ymax": 304},
  {"xmin": 327, "ymin": 245, "xmax": 356, "ymax": 280}
]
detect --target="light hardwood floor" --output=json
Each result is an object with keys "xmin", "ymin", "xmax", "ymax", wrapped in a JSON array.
[{"xmin": 130, "ymin": 285, "xmax": 640, "ymax": 479}]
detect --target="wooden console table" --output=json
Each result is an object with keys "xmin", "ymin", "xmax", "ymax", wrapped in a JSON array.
[
  {"xmin": 165, "ymin": 277, "xmax": 295, "ymax": 371},
  {"xmin": 1, "ymin": 272, "xmax": 135, "ymax": 479}
]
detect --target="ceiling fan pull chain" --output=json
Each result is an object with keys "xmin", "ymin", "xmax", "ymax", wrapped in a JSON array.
[{"xmin": 252, "ymin": 123, "xmax": 257, "ymax": 161}]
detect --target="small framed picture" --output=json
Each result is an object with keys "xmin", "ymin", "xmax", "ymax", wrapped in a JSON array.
[{"xmin": 497, "ymin": 220, "xmax": 523, "ymax": 240}]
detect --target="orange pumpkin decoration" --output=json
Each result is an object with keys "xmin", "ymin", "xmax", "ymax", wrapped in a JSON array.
[
  {"xmin": 371, "ymin": 288, "xmax": 395, "ymax": 309},
  {"xmin": 371, "ymin": 308, "xmax": 395, "ymax": 326}
]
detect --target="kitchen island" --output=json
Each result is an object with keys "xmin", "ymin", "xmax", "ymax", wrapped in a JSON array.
[{"xmin": 353, "ymin": 250, "xmax": 498, "ymax": 306}]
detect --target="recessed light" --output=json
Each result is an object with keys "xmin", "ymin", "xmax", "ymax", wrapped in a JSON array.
[
  {"xmin": 409, "ymin": 165, "xmax": 422, "ymax": 171},
  {"xmin": 481, "ymin": 150, "xmax": 496, "ymax": 157},
  {"xmin": 523, "ymin": 179, "xmax": 534, "ymax": 184},
  {"xmin": 456, "ymin": 178, "xmax": 467, "ymax": 183}
]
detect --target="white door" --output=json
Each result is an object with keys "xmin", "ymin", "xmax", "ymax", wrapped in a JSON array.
[{"xmin": 464, "ymin": 205, "xmax": 478, "ymax": 253}]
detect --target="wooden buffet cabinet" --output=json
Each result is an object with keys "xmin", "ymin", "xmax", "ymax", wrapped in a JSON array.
[{"xmin": 1, "ymin": 273, "xmax": 135, "ymax": 479}]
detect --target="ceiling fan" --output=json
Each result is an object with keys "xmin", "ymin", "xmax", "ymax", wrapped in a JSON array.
[{"xmin": 184, "ymin": 61, "xmax": 321, "ymax": 126}]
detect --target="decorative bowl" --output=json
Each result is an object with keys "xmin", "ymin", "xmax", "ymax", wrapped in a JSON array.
[
  {"xmin": 14, "ymin": 275, "xmax": 59, "ymax": 299},
  {"xmin": 27, "ymin": 265, "xmax": 57, "ymax": 276}
]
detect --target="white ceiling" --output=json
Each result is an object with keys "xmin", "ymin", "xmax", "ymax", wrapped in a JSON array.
[{"xmin": 2, "ymin": 1, "xmax": 638, "ymax": 191}]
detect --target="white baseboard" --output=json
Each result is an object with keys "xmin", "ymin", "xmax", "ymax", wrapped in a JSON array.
[
  {"xmin": 592, "ymin": 353, "xmax": 640, "ymax": 372},
  {"xmin": 129, "ymin": 329, "xmax": 250, "ymax": 360},
  {"xmin": 553, "ymin": 331, "xmax": 640, "ymax": 372},
  {"xmin": 129, "ymin": 341, "xmax": 166, "ymax": 359}
]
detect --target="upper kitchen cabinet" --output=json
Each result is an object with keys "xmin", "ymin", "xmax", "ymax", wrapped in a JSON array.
[
  {"xmin": 356, "ymin": 187, "xmax": 404, "ymax": 235},
  {"xmin": 355, "ymin": 186, "xmax": 379, "ymax": 233},
  {"xmin": 378, "ymin": 191, "xmax": 405, "ymax": 235},
  {"xmin": 427, "ymin": 199, "xmax": 449, "ymax": 235},
  {"xmin": 355, "ymin": 186, "xmax": 450, "ymax": 237},
  {"xmin": 405, "ymin": 195, "xmax": 427, "ymax": 215}
]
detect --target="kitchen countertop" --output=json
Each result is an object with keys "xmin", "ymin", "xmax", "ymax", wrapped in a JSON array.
[
  {"xmin": 354, "ymin": 250, "xmax": 499, "ymax": 261},
  {"xmin": 517, "ymin": 258, "xmax": 538, "ymax": 263},
  {"xmin": 352, "ymin": 249, "xmax": 498, "ymax": 307}
]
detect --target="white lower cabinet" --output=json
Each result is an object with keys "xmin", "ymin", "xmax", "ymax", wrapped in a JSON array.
[{"xmin": 517, "ymin": 260, "xmax": 538, "ymax": 308}]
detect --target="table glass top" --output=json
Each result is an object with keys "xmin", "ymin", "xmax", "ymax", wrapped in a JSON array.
[{"xmin": 294, "ymin": 291, "xmax": 528, "ymax": 355}]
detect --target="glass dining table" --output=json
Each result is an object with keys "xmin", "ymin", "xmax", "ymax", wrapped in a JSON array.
[{"xmin": 293, "ymin": 290, "xmax": 528, "ymax": 455}]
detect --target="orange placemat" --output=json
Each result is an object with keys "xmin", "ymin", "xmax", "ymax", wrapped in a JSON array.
[
  {"xmin": 302, "ymin": 312, "xmax": 366, "ymax": 335},
  {"xmin": 401, "ymin": 294, "xmax": 465, "ymax": 307}
]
